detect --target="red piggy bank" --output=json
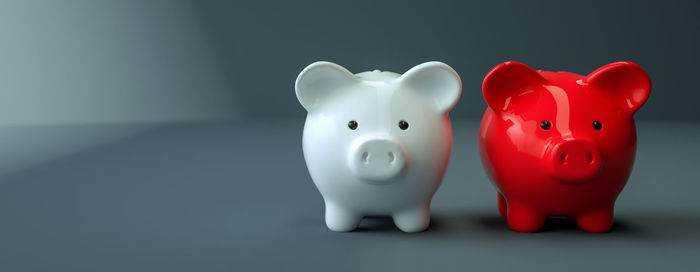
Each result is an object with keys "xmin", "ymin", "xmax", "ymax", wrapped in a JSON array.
[{"xmin": 479, "ymin": 61, "xmax": 651, "ymax": 233}]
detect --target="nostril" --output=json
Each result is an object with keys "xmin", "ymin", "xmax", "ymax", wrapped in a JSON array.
[
  {"xmin": 388, "ymin": 152, "xmax": 395, "ymax": 164},
  {"xmin": 586, "ymin": 152, "xmax": 593, "ymax": 164},
  {"xmin": 362, "ymin": 152, "xmax": 369, "ymax": 164},
  {"xmin": 560, "ymin": 152, "xmax": 568, "ymax": 164}
]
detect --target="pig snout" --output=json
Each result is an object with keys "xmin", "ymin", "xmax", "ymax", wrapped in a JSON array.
[
  {"xmin": 547, "ymin": 139, "xmax": 603, "ymax": 184},
  {"xmin": 348, "ymin": 137, "xmax": 406, "ymax": 184}
]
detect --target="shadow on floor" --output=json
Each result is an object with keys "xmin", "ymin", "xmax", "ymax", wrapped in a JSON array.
[
  {"xmin": 294, "ymin": 211, "xmax": 700, "ymax": 245},
  {"xmin": 473, "ymin": 213, "xmax": 641, "ymax": 234}
]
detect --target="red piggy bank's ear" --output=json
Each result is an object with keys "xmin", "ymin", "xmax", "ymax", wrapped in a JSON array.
[
  {"xmin": 482, "ymin": 61, "xmax": 545, "ymax": 112},
  {"xmin": 585, "ymin": 62, "xmax": 651, "ymax": 114}
]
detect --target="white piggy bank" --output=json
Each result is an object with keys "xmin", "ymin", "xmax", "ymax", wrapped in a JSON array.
[{"xmin": 295, "ymin": 61, "xmax": 461, "ymax": 232}]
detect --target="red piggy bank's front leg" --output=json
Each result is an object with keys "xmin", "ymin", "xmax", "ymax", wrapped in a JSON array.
[
  {"xmin": 506, "ymin": 200, "xmax": 546, "ymax": 232},
  {"xmin": 497, "ymin": 193, "xmax": 507, "ymax": 218},
  {"xmin": 576, "ymin": 207, "xmax": 614, "ymax": 233}
]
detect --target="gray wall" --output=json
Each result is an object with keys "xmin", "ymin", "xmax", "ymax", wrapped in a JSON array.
[
  {"xmin": 1, "ymin": 0, "xmax": 698, "ymax": 125},
  {"xmin": 196, "ymin": 0, "xmax": 700, "ymax": 121},
  {"xmin": 0, "ymin": 0, "xmax": 240, "ymax": 175},
  {"xmin": 0, "ymin": 0, "xmax": 238, "ymax": 125}
]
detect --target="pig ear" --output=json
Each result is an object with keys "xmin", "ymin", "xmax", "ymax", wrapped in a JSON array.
[
  {"xmin": 295, "ymin": 61, "xmax": 360, "ymax": 111},
  {"xmin": 482, "ymin": 61, "xmax": 545, "ymax": 112},
  {"xmin": 398, "ymin": 61, "xmax": 462, "ymax": 113},
  {"xmin": 584, "ymin": 61, "xmax": 651, "ymax": 114}
]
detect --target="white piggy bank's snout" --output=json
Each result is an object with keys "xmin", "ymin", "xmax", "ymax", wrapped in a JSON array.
[{"xmin": 348, "ymin": 137, "xmax": 406, "ymax": 184}]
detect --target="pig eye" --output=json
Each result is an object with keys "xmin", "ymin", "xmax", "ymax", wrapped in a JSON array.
[
  {"xmin": 540, "ymin": 120, "xmax": 552, "ymax": 130},
  {"xmin": 398, "ymin": 120, "xmax": 409, "ymax": 130},
  {"xmin": 592, "ymin": 120, "xmax": 603, "ymax": 130},
  {"xmin": 348, "ymin": 120, "xmax": 358, "ymax": 130}
]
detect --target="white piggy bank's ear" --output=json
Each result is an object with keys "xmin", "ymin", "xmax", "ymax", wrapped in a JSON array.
[
  {"xmin": 584, "ymin": 61, "xmax": 651, "ymax": 114},
  {"xmin": 295, "ymin": 61, "xmax": 360, "ymax": 111},
  {"xmin": 398, "ymin": 62, "xmax": 462, "ymax": 113}
]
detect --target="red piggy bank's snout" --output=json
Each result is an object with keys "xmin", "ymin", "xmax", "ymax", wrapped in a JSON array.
[{"xmin": 547, "ymin": 139, "xmax": 603, "ymax": 184}]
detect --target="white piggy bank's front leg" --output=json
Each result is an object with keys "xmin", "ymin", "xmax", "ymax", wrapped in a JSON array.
[
  {"xmin": 393, "ymin": 206, "xmax": 430, "ymax": 232},
  {"xmin": 324, "ymin": 202, "xmax": 361, "ymax": 232}
]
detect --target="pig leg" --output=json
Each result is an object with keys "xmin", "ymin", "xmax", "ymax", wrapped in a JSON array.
[
  {"xmin": 393, "ymin": 206, "xmax": 430, "ymax": 232},
  {"xmin": 506, "ymin": 201, "xmax": 546, "ymax": 232},
  {"xmin": 576, "ymin": 207, "xmax": 614, "ymax": 233},
  {"xmin": 324, "ymin": 203, "xmax": 361, "ymax": 232},
  {"xmin": 497, "ymin": 193, "xmax": 507, "ymax": 218}
]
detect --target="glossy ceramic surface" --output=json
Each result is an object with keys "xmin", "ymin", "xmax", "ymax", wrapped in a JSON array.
[
  {"xmin": 479, "ymin": 61, "xmax": 651, "ymax": 233},
  {"xmin": 296, "ymin": 61, "xmax": 461, "ymax": 232}
]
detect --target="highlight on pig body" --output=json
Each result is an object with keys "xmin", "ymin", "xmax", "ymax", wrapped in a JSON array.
[{"xmin": 479, "ymin": 61, "xmax": 651, "ymax": 233}]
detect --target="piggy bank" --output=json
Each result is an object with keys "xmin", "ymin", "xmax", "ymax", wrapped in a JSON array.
[
  {"xmin": 295, "ymin": 61, "xmax": 461, "ymax": 232},
  {"xmin": 479, "ymin": 61, "xmax": 651, "ymax": 233}
]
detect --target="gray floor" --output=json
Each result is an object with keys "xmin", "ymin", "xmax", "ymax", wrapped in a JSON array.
[{"xmin": 1, "ymin": 120, "xmax": 698, "ymax": 271}]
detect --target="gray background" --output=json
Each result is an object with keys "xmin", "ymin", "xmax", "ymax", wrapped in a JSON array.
[
  {"xmin": 0, "ymin": 0, "xmax": 237, "ymax": 125},
  {"xmin": 3, "ymin": 0, "xmax": 699, "ymax": 124},
  {"xmin": 195, "ymin": 0, "xmax": 700, "ymax": 121},
  {"xmin": 0, "ymin": 0, "xmax": 698, "ymax": 271}
]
